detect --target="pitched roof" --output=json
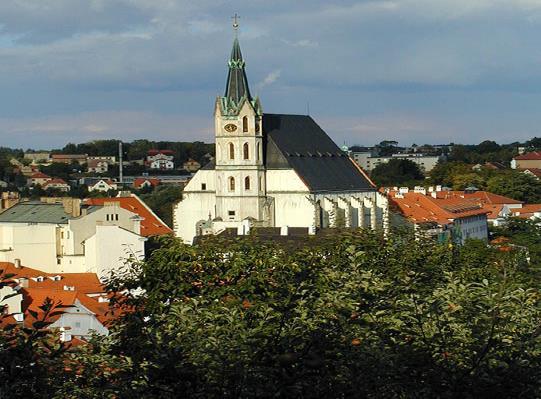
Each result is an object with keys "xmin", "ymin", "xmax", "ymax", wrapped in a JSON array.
[
  {"xmin": 523, "ymin": 168, "xmax": 541, "ymax": 178},
  {"xmin": 0, "ymin": 262, "xmax": 104, "ymax": 294},
  {"xmin": 263, "ymin": 114, "xmax": 375, "ymax": 193},
  {"xmin": 84, "ymin": 194, "xmax": 173, "ymax": 236},
  {"xmin": 514, "ymin": 151, "xmax": 541, "ymax": 160},
  {"xmin": 388, "ymin": 192, "xmax": 489, "ymax": 225},
  {"xmin": 133, "ymin": 178, "xmax": 160, "ymax": 188},
  {"xmin": 0, "ymin": 202, "xmax": 72, "ymax": 224},
  {"xmin": 30, "ymin": 172, "xmax": 51, "ymax": 179},
  {"xmin": 43, "ymin": 178, "xmax": 69, "ymax": 187},
  {"xmin": 432, "ymin": 190, "xmax": 523, "ymax": 205},
  {"xmin": 512, "ymin": 204, "xmax": 541, "ymax": 218}
]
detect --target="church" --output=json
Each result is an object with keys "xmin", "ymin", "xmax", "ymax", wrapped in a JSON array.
[{"xmin": 173, "ymin": 32, "xmax": 389, "ymax": 244}]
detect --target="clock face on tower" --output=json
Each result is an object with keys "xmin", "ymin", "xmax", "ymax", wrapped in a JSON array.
[{"xmin": 224, "ymin": 124, "xmax": 237, "ymax": 133}]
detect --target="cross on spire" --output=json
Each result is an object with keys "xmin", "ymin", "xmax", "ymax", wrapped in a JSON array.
[{"xmin": 232, "ymin": 13, "xmax": 240, "ymax": 32}]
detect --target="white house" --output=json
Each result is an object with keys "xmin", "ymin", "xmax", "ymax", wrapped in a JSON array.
[
  {"xmin": 147, "ymin": 150, "xmax": 175, "ymax": 170},
  {"xmin": 88, "ymin": 179, "xmax": 118, "ymax": 193},
  {"xmin": 174, "ymin": 35, "xmax": 389, "ymax": 244},
  {"xmin": 0, "ymin": 198, "xmax": 145, "ymax": 278}
]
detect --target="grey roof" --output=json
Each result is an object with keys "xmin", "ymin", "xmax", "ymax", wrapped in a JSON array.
[
  {"xmin": 263, "ymin": 114, "xmax": 375, "ymax": 192},
  {"xmin": 0, "ymin": 202, "xmax": 73, "ymax": 224}
]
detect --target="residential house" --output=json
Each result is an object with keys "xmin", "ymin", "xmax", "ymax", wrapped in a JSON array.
[
  {"xmin": 24, "ymin": 152, "xmax": 51, "ymax": 164},
  {"xmin": 87, "ymin": 156, "xmax": 116, "ymax": 164},
  {"xmin": 509, "ymin": 204, "xmax": 541, "ymax": 221},
  {"xmin": 43, "ymin": 178, "xmax": 71, "ymax": 192},
  {"xmin": 0, "ymin": 261, "xmax": 112, "ymax": 342},
  {"xmin": 352, "ymin": 152, "xmax": 444, "ymax": 173},
  {"xmin": 147, "ymin": 150, "xmax": 175, "ymax": 170},
  {"xmin": 51, "ymin": 154, "xmax": 88, "ymax": 165},
  {"xmin": 133, "ymin": 178, "xmax": 160, "ymax": 190},
  {"xmin": 183, "ymin": 158, "xmax": 201, "ymax": 172},
  {"xmin": 511, "ymin": 151, "xmax": 541, "ymax": 169},
  {"xmin": 28, "ymin": 172, "xmax": 52, "ymax": 187},
  {"xmin": 85, "ymin": 193, "xmax": 173, "ymax": 237},
  {"xmin": 388, "ymin": 188, "xmax": 489, "ymax": 244},
  {"xmin": 87, "ymin": 159, "xmax": 109, "ymax": 174},
  {"xmin": 88, "ymin": 179, "xmax": 118, "ymax": 193},
  {"xmin": 522, "ymin": 168, "xmax": 541, "ymax": 180},
  {"xmin": 0, "ymin": 198, "xmax": 146, "ymax": 278}
]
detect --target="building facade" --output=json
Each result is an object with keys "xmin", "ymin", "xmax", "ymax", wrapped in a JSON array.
[{"xmin": 174, "ymin": 35, "xmax": 389, "ymax": 244}]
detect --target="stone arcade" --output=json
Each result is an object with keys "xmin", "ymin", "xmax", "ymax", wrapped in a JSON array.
[{"xmin": 173, "ymin": 33, "xmax": 389, "ymax": 244}]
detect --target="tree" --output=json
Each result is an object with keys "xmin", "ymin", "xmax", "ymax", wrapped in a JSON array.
[
  {"xmin": 486, "ymin": 172, "xmax": 541, "ymax": 203},
  {"xmin": 95, "ymin": 231, "xmax": 541, "ymax": 398},
  {"xmin": 139, "ymin": 185, "xmax": 183, "ymax": 227},
  {"xmin": 371, "ymin": 159, "xmax": 424, "ymax": 186}
]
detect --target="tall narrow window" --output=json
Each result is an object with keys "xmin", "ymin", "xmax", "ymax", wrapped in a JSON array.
[
  {"xmin": 256, "ymin": 142, "xmax": 260, "ymax": 162},
  {"xmin": 229, "ymin": 143, "xmax": 235, "ymax": 160},
  {"xmin": 229, "ymin": 177, "xmax": 235, "ymax": 191},
  {"xmin": 243, "ymin": 143, "xmax": 249, "ymax": 160},
  {"xmin": 243, "ymin": 116, "xmax": 248, "ymax": 132},
  {"xmin": 244, "ymin": 176, "xmax": 250, "ymax": 190}
]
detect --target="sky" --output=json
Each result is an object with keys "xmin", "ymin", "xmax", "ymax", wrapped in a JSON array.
[{"xmin": 1, "ymin": 0, "xmax": 541, "ymax": 149}]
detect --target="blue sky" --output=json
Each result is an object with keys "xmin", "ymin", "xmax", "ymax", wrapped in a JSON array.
[{"xmin": 0, "ymin": 0, "xmax": 541, "ymax": 149}]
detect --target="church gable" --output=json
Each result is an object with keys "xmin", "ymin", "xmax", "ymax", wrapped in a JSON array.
[{"xmin": 263, "ymin": 114, "xmax": 375, "ymax": 193}]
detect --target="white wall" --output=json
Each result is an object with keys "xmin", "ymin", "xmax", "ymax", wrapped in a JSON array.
[
  {"xmin": 50, "ymin": 299, "xmax": 108, "ymax": 337},
  {"xmin": 454, "ymin": 215, "xmax": 488, "ymax": 243},
  {"xmin": 84, "ymin": 225, "xmax": 145, "ymax": 279}
]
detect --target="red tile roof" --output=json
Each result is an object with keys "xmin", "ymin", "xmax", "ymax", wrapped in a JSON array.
[
  {"xmin": 524, "ymin": 168, "xmax": 541, "ymax": 178},
  {"xmin": 514, "ymin": 151, "xmax": 541, "ymax": 160},
  {"xmin": 30, "ymin": 172, "xmax": 51, "ymax": 179},
  {"xmin": 84, "ymin": 194, "xmax": 173, "ymax": 236},
  {"xmin": 511, "ymin": 204, "xmax": 541, "ymax": 219},
  {"xmin": 388, "ymin": 192, "xmax": 489, "ymax": 225},
  {"xmin": 432, "ymin": 190, "xmax": 523, "ymax": 205},
  {"xmin": 133, "ymin": 178, "xmax": 160, "ymax": 188}
]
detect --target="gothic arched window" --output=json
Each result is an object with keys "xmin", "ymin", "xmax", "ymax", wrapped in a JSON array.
[
  {"xmin": 229, "ymin": 177, "xmax": 235, "ymax": 191},
  {"xmin": 229, "ymin": 143, "xmax": 235, "ymax": 160},
  {"xmin": 243, "ymin": 143, "xmax": 249, "ymax": 160},
  {"xmin": 244, "ymin": 176, "xmax": 250, "ymax": 190},
  {"xmin": 256, "ymin": 142, "xmax": 260, "ymax": 162},
  {"xmin": 243, "ymin": 116, "xmax": 248, "ymax": 132}
]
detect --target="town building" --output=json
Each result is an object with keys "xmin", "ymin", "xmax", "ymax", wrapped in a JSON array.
[
  {"xmin": 511, "ymin": 151, "xmax": 541, "ymax": 169},
  {"xmin": 522, "ymin": 168, "xmax": 541, "ymax": 180},
  {"xmin": 27, "ymin": 172, "xmax": 52, "ymax": 187},
  {"xmin": 23, "ymin": 152, "xmax": 51, "ymax": 164},
  {"xmin": 174, "ymin": 34, "xmax": 389, "ymax": 244},
  {"xmin": 183, "ymin": 158, "xmax": 201, "ymax": 172},
  {"xmin": 147, "ymin": 150, "xmax": 175, "ymax": 170},
  {"xmin": 387, "ymin": 188, "xmax": 489, "ymax": 244},
  {"xmin": 85, "ymin": 193, "xmax": 173, "ymax": 237},
  {"xmin": 42, "ymin": 178, "xmax": 71, "ymax": 192},
  {"xmin": 0, "ymin": 261, "xmax": 111, "ymax": 342},
  {"xmin": 51, "ymin": 154, "xmax": 88, "ymax": 165},
  {"xmin": 0, "ymin": 192, "xmax": 20, "ymax": 212},
  {"xmin": 0, "ymin": 198, "xmax": 146, "ymax": 278},
  {"xmin": 87, "ymin": 155, "xmax": 116, "ymax": 164},
  {"xmin": 352, "ymin": 151, "xmax": 444, "ymax": 173},
  {"xmin": 133, "ymin": 177, "xmax": 160, "ymax": 189},
  {"xmin": 87, "ymin": 159, "xmax": 109, "ymax": 174},
  {"xmin": 88, "ymin": 179, "xmax": 118, "ymax": 192}
]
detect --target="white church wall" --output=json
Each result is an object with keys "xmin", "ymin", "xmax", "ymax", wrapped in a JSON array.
[{"xmin": 174, "ymin": 170, "xmax": 217, "ymax": 243}]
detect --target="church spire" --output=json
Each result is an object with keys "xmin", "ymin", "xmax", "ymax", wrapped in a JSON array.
[{"xmin": 222, "ymin": 15, "xmax": 257, "ymax": 115}]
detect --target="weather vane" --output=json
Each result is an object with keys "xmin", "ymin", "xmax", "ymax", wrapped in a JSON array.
[{"xmin": 232, "ymin": 13, "xmax": 240, "ymax": 32}]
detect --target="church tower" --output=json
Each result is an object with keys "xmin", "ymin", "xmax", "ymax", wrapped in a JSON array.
[{"xmin": 213, "ymin": 25, "xmax": 266, "ymax": 224}]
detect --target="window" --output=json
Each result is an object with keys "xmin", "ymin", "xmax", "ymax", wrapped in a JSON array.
[
  {"xmin": 244, "ymin": 176, "xmax": 250, "ymax": 190},
  {"xmin": 106, "ymin": 214, "xmax": 110, "ymax": 221},
  {"xmin": 228, "ymin": 210, "xmax": 236, "ymax": 216},
  {"xmin": 256, "ymin": 142, "xmax": 260, "ymax": 161},
  {"xmin": 229, "ymin": 143, "xmax": 235, "ymax": 160},
  {"xmin": 243, "ymin": 143, "xmax": 249, "ymax": 160},
  {"xmin": 115, "ymin": 214, "xmax": 119, "ymax": 221},
  {"xmin": 243, "ymin": 116, "xmax": 248, "ymax": 132},
  {"xmin": 201, "ymin": 183, "xmax": 207, "ymax": 190},
  {"xmin": 229, "ymin": 177, "xmax": 235, "ymax": 191}
]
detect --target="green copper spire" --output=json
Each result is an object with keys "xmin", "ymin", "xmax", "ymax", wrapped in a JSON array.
[{"xmin": 224, "ymin": 37, "xmax": 253, "ymax": 106}]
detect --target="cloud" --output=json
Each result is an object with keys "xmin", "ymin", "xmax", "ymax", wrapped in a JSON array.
[{"xmin": 256, "ymin": 70, "xmax": 281, "ymax": 92}]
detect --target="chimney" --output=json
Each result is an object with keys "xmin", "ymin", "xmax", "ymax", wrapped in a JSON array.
[{"xmin": 14, "ymin": 258, "xmax": 21, "ymax": 269}]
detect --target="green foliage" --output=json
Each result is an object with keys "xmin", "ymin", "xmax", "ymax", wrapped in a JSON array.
[
  {"xmin": 371, "ymin": 158, "xmax": 424, "ymax": 186},
  {"xmin": 2, "ymin": 230, "xmax": 541, "ymax": 398},
  {"xmin": 486, "ymin": 172, "xmax": 541, "ymax": 203},
  {"xmin": 40, "ymin": 162, "xmax": 76, "ymax": 181},
  {"xmin": 99, "ymin": 232, "xmax": 541, "ymax": 398}
]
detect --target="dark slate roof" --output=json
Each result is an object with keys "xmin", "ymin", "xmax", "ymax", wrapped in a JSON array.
[{"xmin": 263, "ymin": 114, "xmax": 375, "ymax": 193}]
